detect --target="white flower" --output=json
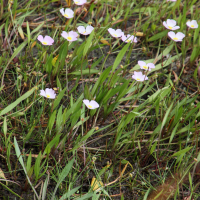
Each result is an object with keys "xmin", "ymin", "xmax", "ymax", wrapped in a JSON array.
[
  {"xmin": 168, "ymin": 31, "xmax": 185, "ymax": 42},
  {"xmin": 37, "ymin": 35, "xmax": 54, "ymax": 45},
  {"xmin": 40, "ymin": 88, "xmax": 56, "ymax": 99},
  {"xmin": 132, "ymin": 71, "xmax": 148, "ymax": 82},
  {"xmin": 73, "ymin": 0, "xmax": 86, "ymax": 5},
  {"xmin": 108, "ymin": 28, "xmax": 123, "ymax": 38},
  {"xmin": 61, "ymin": 31, "xmax": 79, "ymax": 41},
  {"xmin": 77, "ymin": 25, "xmax": 94, "ymax": 35},
  {"xmin": 60, "ymin": 8, "xmax": 74, "ymax": 19},
  {"xmin": 121, "ymin": 34, "xmax": 137, "ymax": 43},
  {"xmin": 83, "ymin": 99, "xmax": 99, "ymax": 109},
  {"xmin": 186, "ymin": 20, "xmax": 198, "ymax": 29},
  {"xmin": 138, "ymin": 61, "xmax": 155, "ymax": 71},
  {"xmin": 163, "ymin": 19, "xmax": 180, "ymax": 30}
]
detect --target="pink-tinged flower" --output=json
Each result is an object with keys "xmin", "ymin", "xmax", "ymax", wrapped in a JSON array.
[
  {"xmin": 40, "ymin": 88, "xmax": 56, "ymax": 99},
  {"xmin": 77, "ymin": 25, "xmax": 94, "ymax": 35},
  {"xmin": 83, "ymin": 99, "xmax": 99, "ymax": 109},
  {"xmin": 60, "ymin": 8, "xmax": 74, "ymax": 19},
  {"xmin": 163, "ymin": 19, "xmax": 180, "ymax": 30},
  {"xmin": 168, "ymin": 31, "xmax": 185, "ymax": 42},
  {"xmin": 61, "ymin": 31, "xmax": 78, "ymax": 41},
  {"xmin": 186, "ymin": 20, "xmax": 198, "ymax": 29},
  {"xmin": 73, "ymin": 0, "xmax": 86, "ymax": 5},
  {"xmin": 121, "ymin": 34, "xmax": 137, "ymax": 43},
  {"xmin": 138, "ymin": 61, "xmax": 155, "ymax": 71},
  {"xmin": 108, "ymin": 28, "xmax": 123, "ymax": 38},
  {"xmin": 132, "ymin": 71, "xmax": 148, "ymax": 82},
  {"xmin": 37, "ymin": 35, "xmax": 54, "ymax": 45}
]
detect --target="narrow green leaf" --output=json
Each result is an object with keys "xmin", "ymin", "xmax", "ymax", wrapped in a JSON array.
[
  {"xmin": 53, "ymin": 86, "xmax": 67, "ymax": 109},
  {"xmin": 59, "ymin": 186, "xmax": 81, "ymax": 200},
  {"xmin": 48, "ymin": 110, "xmax": 57, "ymax": 131},
  {"xmin": 51, "ymin": 158, "xmax": 75, "ymax": 200},
  {"xmin": 34, "ymin": 151, "xmax": 42, "ymax": 182},
  {"xmin": 0, "ymin": 87, "xmax": 36, "ymax": 116},
  {"xmin": 83, "ymin": 30, "xmax": 95, "ymax": 57},
  {"xmin": 172, "ymin": 146, "xmax": 193, "ymax": 157},
  {"xmin": 43, "ymin": 134, "xmax": 61, "ymax": 156},
  {"xmin": 3, "ymin": 117, "xmax": 7, "ymax": 137},
  {"xmin": 14, "ymin": 137, "xmax": 39, "ymax": 198},
  {"xmin": 169, "ymin": 122, "xmax": 179, "ymax": 144},
  {"xmin": 148, "ymin": 30, "xmax": 168, "ymax": 42},
  {"xmin": 42, "ymin": 172, "xmax": 50, "ymax": 200},
  {"xmin": 161, "ymin": 103, "xmax": 173, "ymax": 132},
  {"xmin": 31, "ymin": 22, "xmax": 44, "ymax": 35},
  {"xmin": 0, "ymin": 182, "xmax": 21, "ymax": 199},
  {"xmin": 69, "ymin": 69, "xmax": 99, "ymax": 75},
  {"xmin": 27, "ymin": 21, "xmax": 31, "ymax": 45},
  {"xmin": 75, "ymin": 192, "xmax": 94, "ymax": 200},
  {"xmin": 112, "ymin": 43, "xmax": 130, "ymax": 72}
]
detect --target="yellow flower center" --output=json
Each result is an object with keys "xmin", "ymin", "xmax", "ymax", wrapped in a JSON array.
[
  {"xmin": 168, "ymin": 26, "xmax": 173, "ymax": 29},
  {"xmin": 67, "ymin": 36, "xmax": 72, "ymax": 40},
  {"xmin": 127, "ymin": 39, "xmax": 131, "ymax": 42},
  {"xmin": 42, "ymin": 41, "xmax": 47, "ymax": 45},
  {"xmin": 114, "ymin": 34, "xmax": 118, "ymax": 37},
  {"xmin": 136, "ymin": 78, "xmax": 141, "ymax": 81},
  {"xmin": 143, "ymin": 66, "xmax": 148, "ymax": 69},
  {"xmin": 64, "ymin": 14, "xmax": 69, "ymax": 17},
  {"xmin": 173, "ymin": 37, "xmax": 178, "ymax": 40},
  {"xmin": 75, "ymin": 1, "xmax": 79, "ymax": 3},
  {"xmin": 46, "ymin": 94, "xmax": 50, "ymax": 98},
  {"xmin": 191, "ymin": 25, "xmax": 194, "ymax": 27},
  {"xmin": 88, "ymin": 105, "xmax": 92, "ymax": 108}
]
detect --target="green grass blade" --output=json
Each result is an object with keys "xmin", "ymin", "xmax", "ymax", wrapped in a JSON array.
[
  {"xmin": 112, "ymin": 42, "xmax": 130, "ymax": 73},
  {"xmin": 0, "ymin": 87, "xmax": 36, "ymax": 116},
  {"xmin": 51, "ymin": 158, "xmax": 75, "ymax": 200},
  {"xmin": 14, "ymin": 137, "xmax": 39, "ymax": 199}
]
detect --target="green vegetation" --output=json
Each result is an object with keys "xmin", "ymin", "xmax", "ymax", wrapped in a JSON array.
[{"xmin": 0, "ymin": 0, "xmax": 200, "ymax": 199}]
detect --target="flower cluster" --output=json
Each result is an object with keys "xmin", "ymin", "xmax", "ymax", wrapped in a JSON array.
[
  {"xmin": 37, "ymin": 1, "xmax": 95, "ymax": 46},
  {"xmin": 163, "ymin": 18, "xmax": 198, "ymax": 42},
  {"xmin": 37, "ymin": 0, "xmax": 198, "ymax": 112},
  {"xmin": 108, "ymin": 28, "xmax": 137, "ymax": 44},
  {"xmin": 131, "ymin": 61, "xmax": 155, "ymax": 82}
]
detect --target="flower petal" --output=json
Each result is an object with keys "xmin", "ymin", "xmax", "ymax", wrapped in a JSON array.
[
  {"xmin": 172, "ymin": 26, "xmax": 180, "ymax": 30},
  {"xmin": 86, "ymin": 25, "xmax": 94, "ymax": 33},
  {"xmin": 44, "ymin": 36, "xmax": 54, "ymax": 45},
  {"xmin": 69, "ymin": 31, "xmax": 78, "ymax": 38},
  {"xmin": 168, "ymin": 31, "xmax": 176, "ymax": 38},
  {"xmin": 116, "ymin": 29, "xmax": 123, "ymax": 36},
  {"xmin": 83, "ymin": 99, "xmax": 90, "ymax": 106},
  {"xmin": 90, "ymin": 100, "xmax": 99, "ymax": 109},
  {"xmin": 61, "ymin": 31, "xmax": 68, "ymax": 39},
  {"xmin": 176, "ymin": 32, "xmax": 185, "ymax": 39},
  {"xmin": 138, "ymin": 61, "xmax": 146, "ymax": 67},
  {"xmin": 163, "ymin": 21, "xmax": 168, "ymax": 29},
  {"xmin": 77, "ymin": 26, "xmax": 85, "ymax": 34},
  {"xmin": 40, "ymin": 90, "xmax": 46, "ymax": 97},
  {"xmin": 167, "ymin": 19, "xmax": 176, "ymax": 27},
  {"xmin": 147, "ymin": 63, "xmax": 155, "ymax": 71},
  {"xmin": 121, "ymin": 35, "xmax": 127, "ymax": 42},
  {"xmin": 108, "ymin": 28, "xmax": 115, "ymax": 35},
  {"xmin": 37, "ymin": 35, "xmax": 44, "ymax": 43},
  {"xmin": 60, "ymin": 8, "xmax": 65, "ymax": 15}
]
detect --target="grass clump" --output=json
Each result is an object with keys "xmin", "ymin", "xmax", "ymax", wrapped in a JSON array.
[{"xmin": 0, "ymin": 0, "xmax": 200, "ymax": 199}]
